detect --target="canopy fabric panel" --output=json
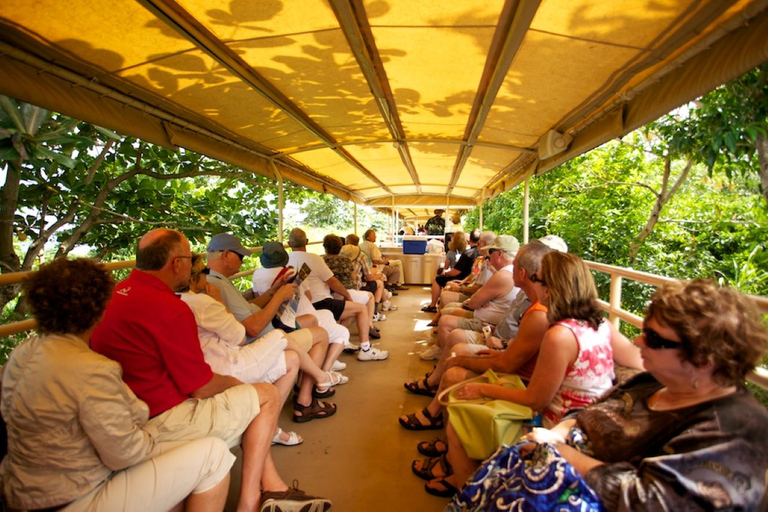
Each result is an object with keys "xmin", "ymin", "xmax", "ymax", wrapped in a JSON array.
[{"xmin": 1, "ymin": 0, "xmax": 767, "ymax": 213}]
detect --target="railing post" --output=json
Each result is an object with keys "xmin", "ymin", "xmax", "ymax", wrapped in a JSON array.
[
  {"xmin": 523, "ymin": 178, "xmax": 530, "ymax": 244},
  {"xmin": 609, "ymin": 274, "xmax": 623, "ymax": 329}
]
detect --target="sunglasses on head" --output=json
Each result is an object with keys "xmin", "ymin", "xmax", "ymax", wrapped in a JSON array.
[
  {"xmin": 642, "ymin": 327, "xmax": 682, "ymax": 350},
  {"xmin": 529, "ymin": 273, "xmax": 546, "ymax": 286}
]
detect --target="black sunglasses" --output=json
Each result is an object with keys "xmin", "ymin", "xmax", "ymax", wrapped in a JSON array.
[
  {"xmin": 229, "ymin": 250, "xmax": 244, "ymax": 262},
  {"xmin": 487, "ymin": 248, "xmax": 499, "ymax": 255},
  {"xmin": 202, "ymin": 267, "xmax": 210, "ymax": 275},
  {"xmin": 642, "ymin": 327, "xmax": 682, "ymax": 350},
  {"xmin": 530, "ymin": 273, "xmax": 547, "ymax": 286}
]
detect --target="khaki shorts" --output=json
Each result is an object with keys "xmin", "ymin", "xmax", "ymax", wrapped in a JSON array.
[
  {"xmin": 456, "ymin": 317, "xmax": 484, "ymax": 333},
  {"xmin": 145, "ymin": 384, "xmax": 260, "ymax": 449},
  {"xmin": 285, "ymin": 327, "xmax": 313, "ymax": 352}
]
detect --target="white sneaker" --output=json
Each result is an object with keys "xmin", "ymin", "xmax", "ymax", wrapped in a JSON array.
[
  {"xmin": 381, "ymin": 300, "xmax": 397, "ymax": 311},
  {"xmin": 385, "ymin": 290, "xmax": 393, "ymax": 299},
  {"xmin": 373, "ymin": 312, "xmax": 387, "ymax": 322},
  {"xmin": 331, "ymin": 360, "xmax": 347, "ymax": 371},
  {"xmin": 419, "ymin": 344, "xmax": 443, "ymax": 361},
  {"xmin": 343, "ymin": 342, "xmax": 360, "ymax": 353},
  {"xmin": 358, "ymin": 346, "xmax": 389, "ymax": 361}
]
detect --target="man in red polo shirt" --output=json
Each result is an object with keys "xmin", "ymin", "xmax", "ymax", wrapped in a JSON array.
[{"xmin": 91, "ymin": 228, "xmax": 330, "ymax": 512}]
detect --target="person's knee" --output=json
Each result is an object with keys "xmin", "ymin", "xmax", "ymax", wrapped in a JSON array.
[
  {"xmin": 310, "ymin": 326, "xmax": 329, "ymax": 344},
  {"xmin": 297, "ymin": 314, "xmax": 317, "ymax": 328},
  {"xmin": 284, "ymin": 349, "xmax": 300, "ymax": 371},
  {"xmin": 444, "ymin": 366, "xmax": 468, "ymax": 386},
  {"xmin": 251, "ymin": 382, "xmax": 279, "ymax": 405}
]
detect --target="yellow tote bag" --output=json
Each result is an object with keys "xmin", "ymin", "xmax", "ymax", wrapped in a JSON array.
[{"xmin": 438, "ymin": 369, "xmax": 533, "ymax": 460}]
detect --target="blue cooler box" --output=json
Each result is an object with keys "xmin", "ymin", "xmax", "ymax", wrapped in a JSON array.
[{"xmin": 403, "ymin": 238, "xmax": 427, "ymax": 254}]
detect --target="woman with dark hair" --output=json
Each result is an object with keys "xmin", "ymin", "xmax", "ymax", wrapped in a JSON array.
[
  {"xmin": 449, "ymin": 278, "xmax": 768, "ymax": 510},
  {"xmin": 419, "ymin": 251, "xmax": 642, "ymax": 497},
  {"xmin": 1, "ymin": 258, "xmax": 233, "ymax": 512}
]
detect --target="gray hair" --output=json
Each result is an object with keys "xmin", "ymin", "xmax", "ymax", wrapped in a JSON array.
[
  {"xmin": 288, "ymin": 228, "xmax": 308, "ymax": 248},
  {"xmin": 517, "ymin": 240, "xmax": 551, "ymax": 275},
  {"xmin": 478, "ymin": 231, "xmax": 496, "ymax": 246}
]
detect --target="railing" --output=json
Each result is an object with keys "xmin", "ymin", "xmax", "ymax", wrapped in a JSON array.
[
  {"xmin": 2, "ymin": 254, "xmax": 767, "ymax": 389},
  {"xmin": 585, "ymin": 261, "xmax": 768, "ymax": 389}
]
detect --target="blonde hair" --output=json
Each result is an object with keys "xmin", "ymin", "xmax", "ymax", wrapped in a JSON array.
[
  {"xmin": 448, "ymin": 231, "xmax": 467, "ymax": 252},
  {"xmin": 539, "ymin": 252, "xmax": 603, "ymax": 330}
]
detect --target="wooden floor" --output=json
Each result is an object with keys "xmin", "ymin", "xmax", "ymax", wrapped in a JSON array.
[{"xmin": 226, "ymin": 285, "xmax": 452, "ymax": 512}]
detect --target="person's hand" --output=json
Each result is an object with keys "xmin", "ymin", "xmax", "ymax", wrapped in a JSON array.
[
  {"xmin": 205, "ymin": 283, "xmax": 223, "ymax": 303},
  {"xmin": 519, "ymin": 427, "xmax": 565, "ymax": 446},
  {"xmin": 274, "ymin": 283, "xmax": 297, "ymax": 303},
  {"xmin": 453, "ymin": 383, "xmax": 485, "ymax": 400},
  {"xmin": 274, "ymin": 267, "xmax": 296, "ymax": 287},
  {"xmin": 486, "ymin": 335, "xmax": 505, "ymax": 350}
]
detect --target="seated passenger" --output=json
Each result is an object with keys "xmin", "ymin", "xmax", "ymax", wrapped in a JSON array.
[
  {"xmin": 441, "ymin": 231, "xmax": 467, "ymax": 273},
  {"xmin": 359, "ymin": 228, "xmax": 406, "ymax": 291},
  {"xmin": 1, "ymin": 258, "xmax": 233, "ymax": 512},
  {"xmin": 252, "ymin": 241, "xmax": 349, "ymax": 370},
  {"xmin": 288, "ymin": 228, "xmax": 388, "ymax": 362},
  {"xmin": 420, "ymin": 235, "xmax": 518, "ymax": 360},
  {"xmin": 340, "ymin": 236, "xmax": 393, "ymax": 311},
  {"xmin": 323, "ymin": 233, "xmax": 385, "ymax": 324},
  {"xmin": 416, "ymin": 251, "xmax": 644, "ymax": 498},
  {"xmin": 204, "ymin": 233, "xmax": 338, "ymax": 423},
  {"xmin": 421, "ymin": 229, "xmax": 483, "ymax": 313},
  {"xmin": 451, "ymin": 279, "xmax": 768, "ymax": 511},
  {"xmin": 181, "ymin": 255, "xmax": 340, "ymax": 434}
]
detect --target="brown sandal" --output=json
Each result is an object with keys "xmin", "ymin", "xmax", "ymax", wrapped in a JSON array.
[
  {"xmin": 293, "ymin": 398, "xmax": 337, "ymax": 423},
  {"xmin": 399, "ymin": 407, "xmax": 444, "ymax": 431},
  {"xmin": 404, "ymin": 377, "xmax": 437, "ymax": 397}
]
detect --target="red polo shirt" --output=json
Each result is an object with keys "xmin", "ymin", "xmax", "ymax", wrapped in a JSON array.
[{"xmin": 91, "ymin": 270, "xmax": 213, "ymax": 417}]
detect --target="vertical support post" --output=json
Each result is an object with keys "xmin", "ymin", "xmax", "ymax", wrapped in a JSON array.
[
  {"xmin": 523, "ymin": 178, "xmax": 530, "ymax": 244},
  {"xmin": 479, "ymin": 203, "xmax": 483, "ymax": 231},
  {"xmin": 354, "ymin": 202, "xmax": 358, "ymax": 235},
  {"xmin": 269, "ymin": 161, "xmax": 284, "ymax": 243},
  {"xmin": 609, "ymin": 274, "xmax": 623, "ymax": 329}
]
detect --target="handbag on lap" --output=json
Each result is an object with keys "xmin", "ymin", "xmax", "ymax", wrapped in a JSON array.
[{"xmin": 437, "ymin": 369, "xmax": 532, "ymax": 460}]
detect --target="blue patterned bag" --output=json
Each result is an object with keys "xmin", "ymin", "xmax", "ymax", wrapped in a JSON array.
[{"xmin": 445, "ymin": 442, "xmax": 604, "ymax": 512}]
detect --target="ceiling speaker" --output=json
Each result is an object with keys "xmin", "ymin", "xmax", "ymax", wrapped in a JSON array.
[{"xmin": 538, "ymin": 130, "xmax": 573, "ymax": 160}]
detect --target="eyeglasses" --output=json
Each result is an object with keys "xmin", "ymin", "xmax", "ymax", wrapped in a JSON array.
[
  {"xmin": 642, "ymin": 327, "xmax": 682, "ymax": 350},
  {"xmin": 174, "ymin": 255, "xmax": 193, "ymax": 261},
  {"xmin": 487, "ymin": 248, "xmax": 499, "ymax": 255},
  {"xmin": 202, "ymin": 267, "xmax": 210, "ymax": 275},
  {"xmin": 529, "ymin": 273, "xmax": 547, "ymax": 286},
  {"xmin": 229, "ymin": 250, "xmax": 244, "ymax": 262}
]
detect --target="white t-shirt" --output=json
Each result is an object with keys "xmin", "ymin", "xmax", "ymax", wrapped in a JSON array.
[
  {"xmin": 287, "ymin": 251, "xmax": 334, "ymax": 303},
  {"xmin": 359, "ymin": 240, "xmax": 381, "ymax": 266},
  {"xmin": 179, "ymin": 292, "xmax": 246, "ymax": 373}
]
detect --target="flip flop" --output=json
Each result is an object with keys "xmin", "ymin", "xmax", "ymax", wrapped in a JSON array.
[{"xmin": 272, "ymin": 427, "xmax": 303, "ymax": 446}]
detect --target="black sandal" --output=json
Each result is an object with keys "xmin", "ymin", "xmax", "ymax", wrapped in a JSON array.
[
  {"xmin": 417, "ymin": 438, "xmax": 448, "ymax": 457},
  {"xmin": 399, "ymin": 407, "xmax": 444, "ymax": 431},
  {"xmin": 293, "ymin": 398, "xmax": 337, "ymax": 423},
  {"xmin": 411, "ymin": 454, "xmax": 453, "ymax": 481},
  {"xmin": 404, "ymin": 377, "xmax": 437, "ymax": 397},
  {"xmin": 421, "ymin": 305, "xmax": 437, "ymax": 313}
]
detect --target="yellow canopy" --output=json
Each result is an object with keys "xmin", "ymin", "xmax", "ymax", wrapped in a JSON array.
[{"xmin": 2, "ymin": 0, "xmax": 767, "ymax": 220}]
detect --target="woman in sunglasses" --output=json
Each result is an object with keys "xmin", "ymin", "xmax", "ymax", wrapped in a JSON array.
[{"xmin": 455, "ymin": 278, "xmax": 768, "ymax": 510}]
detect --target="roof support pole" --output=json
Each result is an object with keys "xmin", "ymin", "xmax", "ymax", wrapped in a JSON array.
[
  {"xmin": 523, "ymin": 178, "xmax": 530, "ymax": 244},
  {"xmin": 269, "ymin": 161, "xmax": 284, "ymax": 243},
  {"xmin": 479, "ymin": 203, "xmax": 484, "ymax": 231},
  {"xmin": 354, "ymin": 203, "xmax": 358, "ymax": 236}
]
